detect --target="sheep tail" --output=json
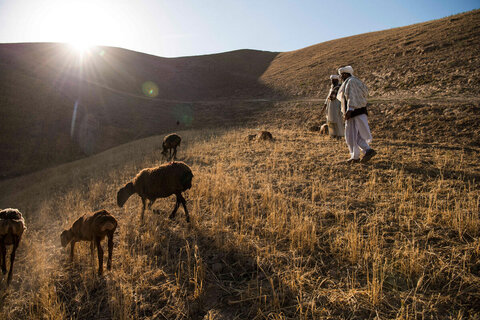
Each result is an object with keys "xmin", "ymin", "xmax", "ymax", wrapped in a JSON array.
[
  {"xmin": 0, "ymin": 219, "xmax": 25, "ymax": 235},
  {"xmin": 101, "ymin": 221, "xmax": 116, "ymax": 232}
]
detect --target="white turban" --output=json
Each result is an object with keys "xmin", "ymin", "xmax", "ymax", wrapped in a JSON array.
[
  {"xmin": 338, "ymin": 65, "xmax": 354, "ymax": 75},
  {"xmin": 329, "ymin": 75, "xmax": 340, "ymax": 80}
]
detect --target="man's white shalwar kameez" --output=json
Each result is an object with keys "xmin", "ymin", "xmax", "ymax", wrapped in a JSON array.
[
  {"xmin": 324, "ymin": 84, "xmax": 345, "ymax": 137},
  {"xmin": 337, "ymin": 76, "xmax": 372, "ymax": 160}
]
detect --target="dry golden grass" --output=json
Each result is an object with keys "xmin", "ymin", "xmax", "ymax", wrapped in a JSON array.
[{"xmin": 0, "ymin": 99, "xmax": 479, "ymax": 319}]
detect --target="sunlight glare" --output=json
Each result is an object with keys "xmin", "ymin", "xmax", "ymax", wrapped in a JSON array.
[
  {"xmin": 37, "ymin": 1, "xmax": 122, "ymax": 55},
  {"xmin": 69, "ymin": 40, "xmax": 93, "ymax": 56}
]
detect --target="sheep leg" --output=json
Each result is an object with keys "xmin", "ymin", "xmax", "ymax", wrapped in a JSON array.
[
  {"xmin": 141, "ymin": 197, "xmax": 147, "ymax": 222},
  {"xmin": 70, "ymin": 241, "xmax": 76, "ymax": 262},
  {"xmin": 96, "ymin": 237, "xmax": 104, "ymax": 275},
  {"xmin": 0, "ymin": 238, "xmax": 6, "ymax": 275},
  {"xmin": 148, "ymin": 199, "xmax": 156, "ymax": 210},
  {"xmin": 107, "ymin": 231, "xmax": 114, "ymax": 271},
  {"xmin": 173, "ymin": 146, "xmax": 177, "ymax": 160},
  {"xmin": 169, "ymin": 196, "xmax": 181, "ymax": 220},
  {"xmin": 7, "ymin": 236, "xmax": 19, "ymax": 285},
  {"xmin": 90, "ymin": 241, "xmax": 95, "ymax": 266},
  {"xmin": 178, "ymin": 193, "xmax": 190, "ymax": 223}
]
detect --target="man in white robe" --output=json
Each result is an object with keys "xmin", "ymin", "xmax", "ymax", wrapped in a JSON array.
[
  {"xmin": 322, "ymin": 75, "xmax": 344, "ymax": 138},
  {"xmin": 336, "ymin": 66, "xmax": 376, "ymax": 163}
]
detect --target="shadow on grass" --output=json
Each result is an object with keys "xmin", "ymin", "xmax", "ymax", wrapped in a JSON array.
[
  {"xmin": 369, "ymin": 157, "xmax": 480, "ymax": 183},
  {"xmin": 386, "ymin": 140, "xmax": 479, "ymax": 154},
  {"xmin": 125, "ymin": 213, "xmax": 298, "ymax": 319},
  {"xmin": 55, "ymin": 251, "xmax": 113, "ymax": 320}
]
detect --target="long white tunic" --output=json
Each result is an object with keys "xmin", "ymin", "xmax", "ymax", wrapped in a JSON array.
[
  {"xmin": 324, "ymin": 85, "xmax": 344, "ymax": 137},
  {"xmin": 337, "ymin": 76, "xmax": 372, "ymax": 159}
]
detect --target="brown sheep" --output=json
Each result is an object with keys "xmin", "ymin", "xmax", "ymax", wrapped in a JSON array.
[
  {"xmin": 257, "ymin": 131, "xmax": 274, "ymax": 141},
  {"xmin": 161, "ymin": 133, "xmax": 182, "ymax": 161},
  {"xmin": 0, "ymin": 208, "xmax": 26, "ymax": 285},
  {"xmin": 60, "ymin": 210, "xmax": 117, "ymax": 275},
  {"xmin": 117, "ymin": 161, "xmax": 193, "ymax": 222}
]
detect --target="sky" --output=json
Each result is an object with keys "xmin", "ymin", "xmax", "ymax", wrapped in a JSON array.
[{"xmin": 0, "ymin": 0, "xmax": 478, "ymax": 58}]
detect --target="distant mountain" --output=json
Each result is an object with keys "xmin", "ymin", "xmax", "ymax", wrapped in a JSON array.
[
  {"xmin": 0, "ymin": 44, "xmax": 279, "ymax": 178},
  {"xmin": 1, "ymin": 9, "xmax": 478, "ymax": 178}
]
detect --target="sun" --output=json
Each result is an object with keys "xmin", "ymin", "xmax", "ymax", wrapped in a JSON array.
[
  {"xmin": 37, "ymin": 1, "xmax": 119, "ymax": 56},
  {"xmin": 68, "ymin": 40, "xmax": 93, "ymax": 55}
]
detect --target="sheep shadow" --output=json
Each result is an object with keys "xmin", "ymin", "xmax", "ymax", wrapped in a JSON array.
[
  {"xmin": 135, "ymin": 215, "xmax": 298, "ymax": 319},
  {"xmin": 55, "ymin": 247, "xmax": 113, "ymax": 320}
]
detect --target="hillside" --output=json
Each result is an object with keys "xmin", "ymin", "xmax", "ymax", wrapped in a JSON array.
[
  {"xmin": 261, "ymin": 9, "xmax": 480, "ymax": 98},
  {"xmin": 0, "ymin": 44, "xmax": 278, "ymax": 178},
  {"xmin": 0, "ymin": 98, "xmax": 479, "ymax": 318},
  {"xmin": 1, "ymin": 10, "xmax": 479, "ymax": 179}
]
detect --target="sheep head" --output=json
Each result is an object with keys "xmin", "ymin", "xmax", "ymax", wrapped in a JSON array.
[
  {"xmin": 117, "ymin": 182, "xmax": 135, "ymax": 207},
  {"xmin": 181, "ymin": 171, "xmax": 193, "ymax": 191},
  {"xmin": 60, "ymin": 229, "xmax": 73, "ymax": 247}
]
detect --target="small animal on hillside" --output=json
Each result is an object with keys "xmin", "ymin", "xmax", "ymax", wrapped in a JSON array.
[
  {"xmin": 247, "ymin": 134, "xmax": 257, "ymax": 141},
  {"xmin": 257, "ymin": 131, "xmax": 274, "ymax": 141},
  {"xmin": 0, "ymin": 208, "xmax": 26, "ymax": 285},
  {"xmin": 319, "ymin": 124, "xmax": 329, "ymax": 135},
  {"xmin": 60, "ymin": 210, "xmax": 117, "ymax": 275},
  {"xmin": 117, "ymin": 161, "xmax": 193, "ymax": 223},
  {"xmin": 161, "ymin": 133, "xmax": 182, "ymax": 161}
]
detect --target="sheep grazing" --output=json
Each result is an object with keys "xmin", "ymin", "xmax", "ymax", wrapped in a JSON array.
[
  {"xmin": 247, "ymin": 131, "xmax": 274, "ymax": 142},
  {"xmin": 60, "ymin": 210, "xmax": 117, "ymax": 275},
  {"xmin": 117, "ymin": 161, "xmax": 193, "ymax": 222},
  {"xmin": 161, "ymin": 133, "xmax": 182, "ymax": 161},
  {"xmin": 0, "ymin": 208, "xmax": 26, "ymax": 285},
  {"xmin": 319, "ymin": 124, "xmax": 329, "ymax": 135},
  {"xmin": 258, "ymin": 131, "xmax": 274, "ymax": 141}
]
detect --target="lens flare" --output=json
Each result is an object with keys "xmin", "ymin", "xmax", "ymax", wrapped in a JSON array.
[
  {"xmin": 142, "ymin": 81, "xmax": 159, "ymax": 98},
  {"xmin": 173, "ymin": 104, "xmax": 194, "ymax": 126},
  {"xmin": 71, "ymin": 100, "xmax": 79, "ymax": 137}
]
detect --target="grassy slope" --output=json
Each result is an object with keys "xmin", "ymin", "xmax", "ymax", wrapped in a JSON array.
[
  {"xmin": 2, "ymin": 10, "xmax": 479, "ymax": 179},
  {"xmin": 0, "ymin": 99, "xmax": 479, "ymax": 319},
  {"xmin": 261, "ymin": 10, "xmax": 480, "ymax": 98}
]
